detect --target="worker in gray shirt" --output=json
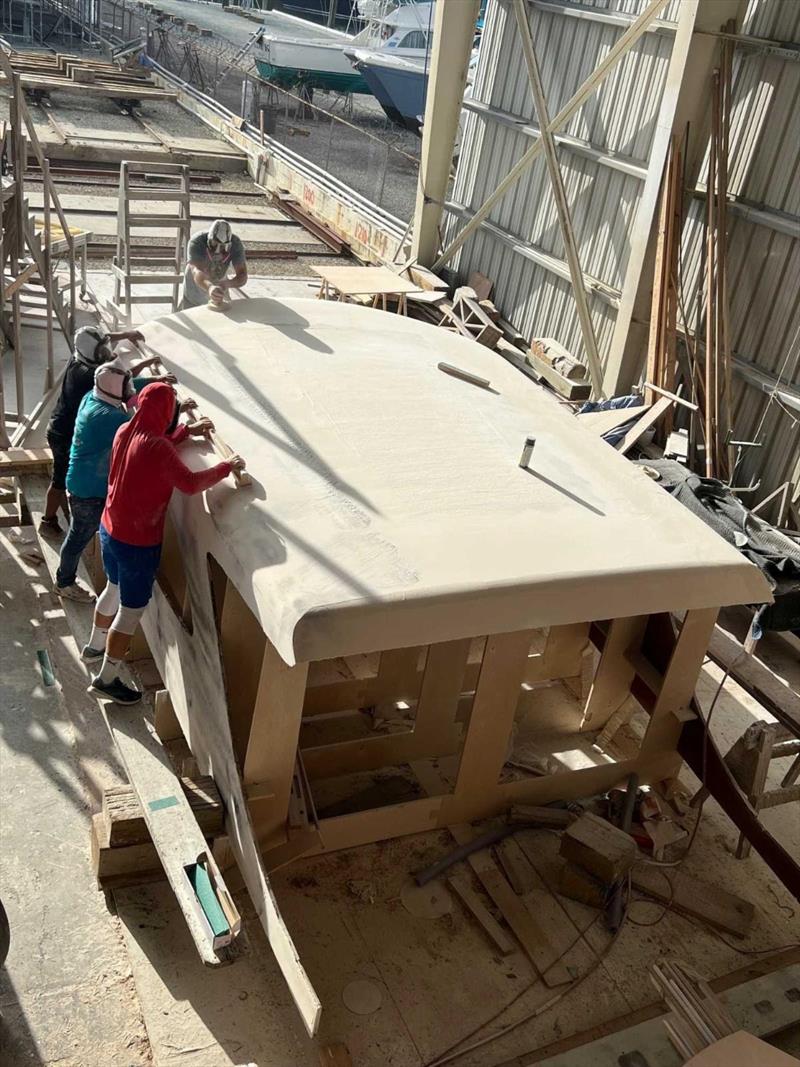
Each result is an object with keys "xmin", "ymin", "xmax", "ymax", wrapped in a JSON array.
[{"xmin": 181, "ymin": 219, "xmax": 248, "ymax": 310}]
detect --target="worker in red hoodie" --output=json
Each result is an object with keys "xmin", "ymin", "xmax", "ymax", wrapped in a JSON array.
[{"xmin": 87, "ymin": 381, "xmax": 245, "ymax": 705}]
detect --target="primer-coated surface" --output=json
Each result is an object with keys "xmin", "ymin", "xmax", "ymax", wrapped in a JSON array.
[{"xmin": 144, "ymin": 298, "xmax": 770, "ymax": 665}]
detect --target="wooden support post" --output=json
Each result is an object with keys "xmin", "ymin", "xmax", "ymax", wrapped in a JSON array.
[
  {"xmin": 640, "ymin": 608, "xmax": 718, "ymax": 759},
  {"xmin": 243, "ymin": 641, "xmax": 309, "ymax": 849},
  {"xmin": 42, "ymin": 158, "xmax": 54, "ymax": 392},
  {"xmin": 581, "ymin": 616, "xmax": 648, "ymax": 731},
  {"xmin": 530, "ymin": 623, "xmax": 589, "ymax": 683},
  {"xmin": 301, "ymin": 639, "xmax": 469, "ymax": 780},
  {"xmin": 449, "ymin": 630, "xmax": 533, "ymax": 817},
  {"xmin": 0, "ymin": 223, "xmax": 6, "ymax": 448},
  {"xmin": 411, "ymin": 637, "xmax": 470, "ymax": 750},
  {"xmin": 154, "ymin": 688, "xmax": 182, "ymax": 743},
  {"xmin": 372, "ymin": 645, "xmax": 424, "ymax": 712}
]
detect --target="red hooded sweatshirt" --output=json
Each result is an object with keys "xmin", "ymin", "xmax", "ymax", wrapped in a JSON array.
[{"xmin": 102, "ymin": 382, "xmax": 232, "ymax": 547}]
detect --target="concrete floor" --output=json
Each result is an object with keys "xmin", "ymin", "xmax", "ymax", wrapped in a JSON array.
[{"xmin": 0, "ymin": 534, "xmax": 151, "ymax": 1066}]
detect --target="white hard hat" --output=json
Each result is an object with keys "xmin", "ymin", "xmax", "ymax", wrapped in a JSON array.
[{"xmin": 74, "ymin": 325, "xmax": 111, "ymax": 367}]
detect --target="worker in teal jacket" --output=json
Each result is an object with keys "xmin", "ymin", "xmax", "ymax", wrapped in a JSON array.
[{"xmin": 54, "ymin": 356, "xmax": 190, "ymax": 604}]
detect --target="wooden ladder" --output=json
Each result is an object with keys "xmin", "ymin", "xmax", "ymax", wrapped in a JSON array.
[{"xmin": 112, "ymin": 160, "xmax": 191, "ymax": 319}]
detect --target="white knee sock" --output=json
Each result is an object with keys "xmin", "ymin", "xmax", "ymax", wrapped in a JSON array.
[{"xmin": 88, "ymin": 621, "xmax": 109, "ymax": 651}]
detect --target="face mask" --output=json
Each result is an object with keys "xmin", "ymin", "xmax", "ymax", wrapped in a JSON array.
[
  {"xmin": 166, "ymin": 400, "xmax": 180, "ymax": 436},
  {"xmin": 94, "ymin": 364, "xmax": 133, "ymax": 406}
]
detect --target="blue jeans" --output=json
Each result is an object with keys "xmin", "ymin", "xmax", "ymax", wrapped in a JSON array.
[{"xmin": 56, "ymin": 495, "xmax": 105, "ymax": 587}]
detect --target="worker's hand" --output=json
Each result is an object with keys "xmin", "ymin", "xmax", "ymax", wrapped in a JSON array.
[
  {"xmin": 209, "ymin": 285, "xmax": 225, "ymax": 305},
  {"xmin": 125, "ymin": 329, "xmax": 145, "ymax": 345},
  {"xmin": 152, "ymin": 372, "xmax": 177, "ymax": 385},
  {"xmin": 179, "ymin": 397, "xmax": 198, "ymax": 413},
  {"xmin": 188, "ymin": 417, "xmax": 214, "ymax": 438},
  {"xmin": 228, "ymin": 454, "xmax": 246, "ymax": 473}
]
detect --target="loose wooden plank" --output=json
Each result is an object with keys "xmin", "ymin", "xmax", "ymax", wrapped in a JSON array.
[
  {"xmin": 684, "ymin": 1031, "xmax": 800, "ymax": 1067},
  {"xmin": 0, "ymin": 447, "xmax": 52, "ymax": 474},
  {"xmin": 576, "ymin": 403, "xmax": 651, "ymax": 437},
  {"xmin": 631, "ymin": 867, "xmax": 755, "ymax": 938},
  {"xmin": 495, "ymin": 836, "xmax": 537, "ymax": 895},
  {"xmin": 318, "ymin": 1044, "xmax": 353, "ymax": 1067},
  {"xmin": 617, "ymin": 395, "xmax": 673, "ymax": 455},
  {"xmin": 465, "ymin": 844, "xmax": 572, "ymax": 986},
  {"xmin": 411, "ymin": 760, "xmax": 572, "ymax": 986},
  {"xmin": 508, "ymin": 805, "xmax": 577, "ymax": 829},
  {"xmin": 448, "ymin": 873, "xmax": 515, "ymax": 956},
  {"xmin": 105, "ymin": 704, "xmax": 239, "ymax": 965},
  {"xmin": 707, "ymin": 625, "xmax": 800, "ymax": 736}
]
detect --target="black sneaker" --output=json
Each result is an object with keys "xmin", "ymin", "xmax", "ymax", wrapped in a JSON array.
[{"xmin": 88, "ymin": 675, "xmax": 142, "ymax": 705}]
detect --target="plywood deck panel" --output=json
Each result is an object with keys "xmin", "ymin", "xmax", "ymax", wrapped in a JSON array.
[{"xmin": 141, "ymin": 298, "xmax": 769, "ymax": 666}]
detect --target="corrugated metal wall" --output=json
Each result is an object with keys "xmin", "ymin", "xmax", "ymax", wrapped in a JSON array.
[
  {"xmin": 680, "ymin": 0, "xmax": 800, "ymax": 503},
  {"xmin": 447, "ymin": 0, "xmax": 799, "ymax": 507},
  {"xmin": 448, "ymin": 0, "xmax": 680, "ymax": 365}
]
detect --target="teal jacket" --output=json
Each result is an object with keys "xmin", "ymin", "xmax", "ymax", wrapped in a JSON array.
[{"xmin": 66, "ymin": 379, "xmax": 148, "ymax": 499}]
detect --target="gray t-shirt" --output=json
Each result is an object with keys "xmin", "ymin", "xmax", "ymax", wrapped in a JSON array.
[{"xmin": 182, "ymin": 230, "xmax": 246, "ymax": 309}]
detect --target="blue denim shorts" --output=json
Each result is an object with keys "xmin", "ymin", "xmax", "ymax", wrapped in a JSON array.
[{"xmin": 100, "ymin": 524, "xmax": 162, "ymax": 610}]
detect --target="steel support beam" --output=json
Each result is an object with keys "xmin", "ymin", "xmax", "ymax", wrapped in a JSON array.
[
  {"xmin": 528, "ymin": 0, "xmax": 676, "ymax": 36},
  {"xmin": 693, "ymin": 186, "xmax": 800, "ymax": 240},
  {"xmin": 410, "ymin": 0, "xmax": 481, "ymax": 267},
  {"xmin": 432, "ymin": 0, "xmax": 669, "ymax": 274},
  {"xmin": 603, "ymin": 0, "xmax": 747, "ymax": 396},
  {"xmin": 512, "ymin": 0, "xmax": 604, "ymax": 395}
]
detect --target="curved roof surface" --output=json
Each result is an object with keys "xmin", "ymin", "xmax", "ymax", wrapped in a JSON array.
[{"xmin": 144, "ymin": 298, "xmax": 769, "ymax": 664}]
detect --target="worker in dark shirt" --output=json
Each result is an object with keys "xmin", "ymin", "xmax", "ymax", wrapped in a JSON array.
[{"xmin": 40, "ymin": 324, "xmax": 156, "ymax": 536}]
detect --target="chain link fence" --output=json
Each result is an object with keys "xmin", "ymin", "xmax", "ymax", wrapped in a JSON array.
[{"xmin": 90, "ymin": 0, "xmax": 420, "ymax": 220}]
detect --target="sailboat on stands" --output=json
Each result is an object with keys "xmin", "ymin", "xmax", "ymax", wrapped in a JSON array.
[{"xmin": 254, "ymin": 1, "xmax": 431, "ymax": 98}]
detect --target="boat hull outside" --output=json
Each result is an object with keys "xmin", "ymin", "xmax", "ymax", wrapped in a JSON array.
[
  {"xmin": 256, "ymin": 58, "xmax": 369, "ymax": 94},
  {"xmin": 356, "ymin": 57, "xmax": 427, "ymax": 132}
]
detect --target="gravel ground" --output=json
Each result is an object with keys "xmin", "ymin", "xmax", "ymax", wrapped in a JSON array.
[{"xmin": 115, "ymin": 0, "xmax": 422, "ymax": 220}]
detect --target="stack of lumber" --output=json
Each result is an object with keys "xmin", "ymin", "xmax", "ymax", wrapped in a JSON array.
[
  {"xmin": 0, "ymin": 50, "xmax": 177, "ymax": 101},
  {"xmin": 91, "ymin": 776, "xmax": 224, "ymax": 890},
  {"xmin": 528, "ymin": 337, "xmax": 590, "ymax": 401},
  {"xmin": 651, "ymin": 959, "xmax": 737, "ymax": 1060}
]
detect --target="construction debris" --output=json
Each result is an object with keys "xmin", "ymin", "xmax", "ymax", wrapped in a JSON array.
[{"xmin": 559, "ymin": 812, "xmax": 638, "ymax": 884}]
